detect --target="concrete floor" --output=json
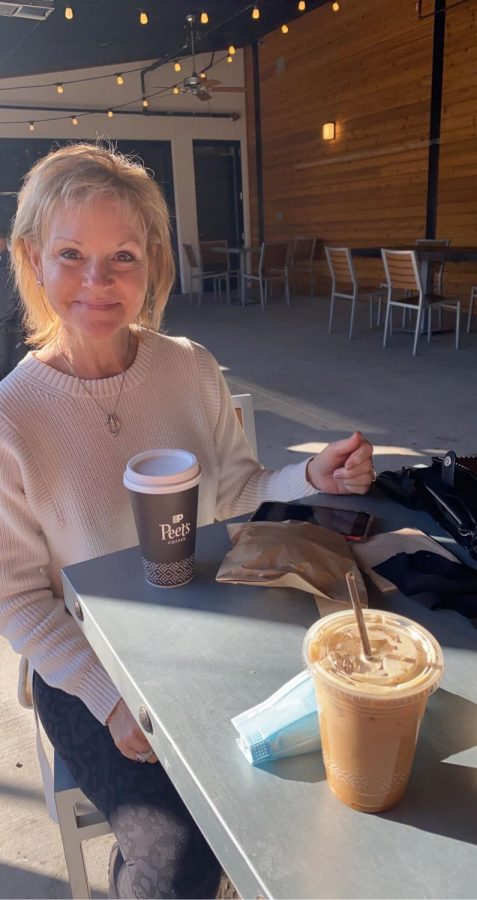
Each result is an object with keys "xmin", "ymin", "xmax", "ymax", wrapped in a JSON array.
[{"xmin": 1, "ymin": 291, "xmax": 475, "ymax": 899}]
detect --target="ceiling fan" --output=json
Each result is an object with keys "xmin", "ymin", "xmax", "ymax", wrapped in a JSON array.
[{"xmin": 172, "ymin": 14, "xmax": 246, "ymax": 102}]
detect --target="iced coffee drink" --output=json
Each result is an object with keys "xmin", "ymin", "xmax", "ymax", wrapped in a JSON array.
[{"xmin": 304, "ymin": 610, "xmax": 444, "ymax": 812}]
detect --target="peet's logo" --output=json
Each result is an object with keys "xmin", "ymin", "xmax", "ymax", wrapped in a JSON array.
[{"xmin": 158, "ymin": 519, "xmax": 191, "ymax": 542}]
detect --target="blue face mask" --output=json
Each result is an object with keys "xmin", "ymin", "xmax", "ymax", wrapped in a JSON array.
[{"xmin": 231, "ymin": 669, "xmax": 321, "ymax": 766}]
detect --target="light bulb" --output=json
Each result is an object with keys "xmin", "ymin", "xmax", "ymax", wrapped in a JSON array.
[
  {"xmin": 64, "ymin": 6, "xmax": 73, "ymax": 19},
  {"xmin": 107, "ymin": 109, "xmax": 114, "ymax": 118},
  {"xmin": 116, "ymin": 74, "xmax": 124, "ymax": 85},
  {"xmin": 174, "ymin": 60, "xmax": 181, "ymax": 72},
  {"xmin": 200, "ymin": 71, "xmax": 206, "ymax": 79},
  {"xmin": 228, "ymin": 44, "xmax": 236, "ymax": 55},
  {"xmin": 56, "ymin": 83, "xmax": 64, "ymax": 94},
  {"xmin": 227, "ymin": 55, "xmax": 233, "ymax": 63},
  {"xmin": 173, "ymin": 86, "xmax": 180, "ymax": 95},
  {"xmin": 332, "ymin": 1, "xmax": 340, "ymax": 10},
  {"xmin": 252, "ymin": 7, "xmax": 260, "ymax": 20},
  {"xmin": 71, "ymin": 116, "xmax": 79, "ymax": 125},
  {"xmin": 28, "ymin": 122, "xmax": 35, "ymax": 131},
  {"xmin": 200, "ymin": 11, "xmax": 208, "ymax": 24},
  {"xmin": 142, "ymin": 98, "xmax": 149, "ymax": 108},
  {"xmin": 281, "ymin": 24, "xmax": 289, "ymax": 33},
  {"xmin": 139, "ymin": 11, "xmax": 148, "ymax": 25},
  {"xmin": 298, "ymin": 0, "xmax": 306, "ymax": 9}
]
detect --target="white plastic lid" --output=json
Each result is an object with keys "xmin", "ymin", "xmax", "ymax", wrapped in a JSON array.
[{"xmin": 123, "ymin": 449, "xmax": 201, "ymax": 494}]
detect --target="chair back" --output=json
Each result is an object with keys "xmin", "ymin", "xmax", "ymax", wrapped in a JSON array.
[
  {"xmin": 260, "ymin": 241, "xmax": 290, "ymax": 271},
  {"xmin": 325, "ymin": 247, "xmax": 356, "ymax": 291},
  {"xmin": 381, "ymin": 249, "xmax": 422, "ymax": 294},
  {"xmin": 293, "ymin": 236, "xmax": 316, "ymax": 264},
  {"xmin": 183, "ymin": 243, "xmax": 199, "ymax": 269},
  {"xmin": 199, "ymin": 240, "xmax": 228, "ymax": 266},
  {"xmin": 415, "ymin": 238, "xmax": 450, "ymax": 295}
]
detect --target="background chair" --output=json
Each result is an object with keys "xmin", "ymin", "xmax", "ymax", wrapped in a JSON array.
[
  {"xmin": 199, "ymin": 240, "xmax": 239, "ymax": 304},
  {"xmin": 182, "ymin": 242, "xmax": 230, "ymax": 307},
  {"xmin": 244, "ymin": 241, "xmax": 291, "ymax": 310},
  {"xmin": 18, "ymin": 391, "xmax": 256, "ymax": 898},
  {"xmin": 325, "ymin": 246, "xmax": 385, "ymax": 339},
  {"xmin": 290, "ymin": 236, "xmax": 317, "ymax": 297},
  {"xmin": 381, "ymin": 248, "xmax": 461, "ymax": 356},
  {"xmin": 466, "ymin": 285, "xmax": 477, "ymax": 332}
]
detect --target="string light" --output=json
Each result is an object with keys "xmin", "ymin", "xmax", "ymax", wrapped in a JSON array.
[
  {"xmin": 28, "ymin": 121, "xmax": 35, "ymax": 131},
  {"xmin": 142, "ymin": 97, "xmax": 149, "ymax": 108},
  {"xmin": 173, "ymin": 86, "xmax": 180, "ymax": 95},
  {"xmin": 200, "ymin": 10, "xmax": 208, "ymax": 24},
  {"xmin": 107, "ymin": 109, "xmax": 114, "ymax": 118},
  {"xmin": 298, "ymin": 0, "xmax": 306, "ymax": 9},
  {"xmin": 139, "ymin": 10, "xmax": 148, "ymax": 25},
  {"xmin": 64, "ymin": 5, "xmax": 73, "ymax": 19},
  {"xmin": 332, "ymin": 1, "xmax": 340, "ymax": 10},
  {"xmin": 71, "ymin": 116, "xmax": 79, "ymax": 125},
  {"xmin": 56, "ymin": 83, "xmax": 64, "ymax": 94},
  {"xmin": 116, "ymin": 73, "xmax": 124, "ymax": 85},
  {"xmin": 252, "ymin": 7, "xmax": 260, "ymax": 20},
  {"xmin": 174, "ymin": 60, "xmax": 181, "ymax": 72},
  {"xmin": 227, "ymin": 55, "xmax": 233, "ymax": 63},
  {"xmin": 200, "ymin": 71, "xmax": 207, "ymax": 79},
  {"xmin": 281, "ymin": 24, "xmax": 289, "ymax": 33},
  {"xmin": 228, "ymin": 44, "xmax": 236, "ymax": 55}
]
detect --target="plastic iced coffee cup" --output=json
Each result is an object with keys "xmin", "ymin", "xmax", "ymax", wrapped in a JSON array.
[
  {"xmin": 124, "ymin": 449, "xmax": 201, "ymax": 588},
  {"xmin": 303, "ymin": 609, "xmax": 444, "ymax": 812}
]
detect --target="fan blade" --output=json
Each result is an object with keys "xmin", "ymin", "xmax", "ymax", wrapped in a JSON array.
[
  {"xmin": 197, "ymin": 90, "xmax": 212, "ymax": 101},
  {"xmin": 209, "ymin": 86, "xmax": 246, "ymax": 93},
  {"xmin": 204, "ymin": 78, "xmax": 222, "ymax": 87}
]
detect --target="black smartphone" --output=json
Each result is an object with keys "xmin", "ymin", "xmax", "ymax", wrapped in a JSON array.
[{"xmin": 250, "ymin": 501, "xmax": 373, "ymax": 542}]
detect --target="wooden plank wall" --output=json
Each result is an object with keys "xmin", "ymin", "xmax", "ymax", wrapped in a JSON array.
[
  {"xmin": 244, "ymin": 0, "xmax": 477, "ymax": 300},
  {"xmin": 438, "ymin": 0, "xmax": 477, "ymax": 300}
]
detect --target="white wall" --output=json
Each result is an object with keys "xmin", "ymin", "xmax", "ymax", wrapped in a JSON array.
[{"xmin": 0, "ymin": 51, "xmax": 250, "ymax": 291}]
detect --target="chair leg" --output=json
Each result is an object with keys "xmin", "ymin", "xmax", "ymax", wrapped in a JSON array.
[
  {"xmin": 467, "ymin": 289, "xmax": 475, "ymax": 333},
  {"xmin": 413, "ymin": 308, "xmax": 422, "ymax": 356},
  {"xmin": 455, "ymin": 302, "xmax": 461, "ymax": 350},
  {"xmin": 259, "ymin": 278, "xmax": 266, "ymax": 311},
  {"xmin": 328, "ymin": 291, "xmax": 335, "ymax": 333},
  {"xmin": 369, "ymin": 297, "xmax": 373, "ymax": 330},
  {"xmin": 285, "ymin": 273, "xmax": 290, "ymax": 307},
  {"xmin": 438, "ymin": 306, "xmax": 442, "ymax": 328},
  {"xmin": 197, "ymin": 279, "xmax": 203, "ymax": 307},
  {"xmin": 383, "ymin": 301, "xmax": 392, "ymax": 348},
  {"xmin": 427, "ymin": 307, "xmax": 432, "ymax": 343},
  {"xmin": 226, "ymin": 274, "xmax": 231, "ymax": 305},
  {"xmin": 349, "ymin": 293, "xmax": 357, "ymax": 340},
  {"xmin": 55, "ymin": 792, "xmax": 91, "ymax": 900},
  {"xmin": 377, "ymin": 297, "xmax": 382, "ymax": 327}
]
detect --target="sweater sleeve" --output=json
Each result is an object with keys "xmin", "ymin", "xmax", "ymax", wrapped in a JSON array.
[
  {"xmin": 0, "ymin": 435, "xmax": 120, "ymax": 724},
  {"xmin": 195, "ymin": 345, "xmax": 318, "ymax": 520}
]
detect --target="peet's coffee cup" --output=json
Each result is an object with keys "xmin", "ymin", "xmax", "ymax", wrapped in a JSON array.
[
  {"xmin": 124, "ymin": 449, "xmax": 201, "ymax": 588},
  {"xmin": 303, "ymin": 609, "xmax": 444, "ymax": 813}
]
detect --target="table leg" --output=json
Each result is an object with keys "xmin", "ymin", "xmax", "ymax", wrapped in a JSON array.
[{"xmin": 240, "ymin": 253, "xmax": 245, "ymax": 307}]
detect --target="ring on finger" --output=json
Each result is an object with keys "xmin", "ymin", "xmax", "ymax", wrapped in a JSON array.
[
  {"xmin": 135, "ymin": 750, "xmax": 153, "ymax": 764},
  {"xmin": 371, "ymin": 466, "xmax": 377, "ymax": 483}
]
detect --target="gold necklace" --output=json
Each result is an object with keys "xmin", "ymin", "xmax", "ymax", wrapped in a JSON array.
[{"xmin": 56, "ymin": 331, "xmax": 131, "ymax": 437}]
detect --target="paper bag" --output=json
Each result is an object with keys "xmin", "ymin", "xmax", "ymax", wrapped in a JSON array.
[{"xmin": 216, "ymin": 520, "xmax": 367, "ymax": 615}]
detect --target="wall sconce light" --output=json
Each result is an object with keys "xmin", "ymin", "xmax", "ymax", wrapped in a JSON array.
[{"xmin": 322, "ymin": 121, "xmax": 336, "ymax": 140}]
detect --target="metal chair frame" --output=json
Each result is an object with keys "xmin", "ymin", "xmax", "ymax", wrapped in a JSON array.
[
  {"xmin": 290, "ymin": 236, "xmax": 317, "ymax": 296},
  {"xmin": 325, "ymin": 246, "xmax": 385, "ymax": 339},
  {"xmin": 381, "ymin": 248, "xmax": 461, "ymax": 356},
  {"xmin": 244, "ymin": 241, "xmax": 291, "ymax": 310},
  {"xmin": 183, "ymin": 242, "xmax": 230, "ymax": 306},
  {"xmin": 467, "ymin": 285, "xmax": 477, "ymax": 333}
]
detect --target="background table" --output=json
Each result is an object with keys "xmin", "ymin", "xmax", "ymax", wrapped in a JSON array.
[
  {"xmin": 62, "ymin": 491, "xmax": 477, "ymax": 899},
  {"xmin": 352, "ymin": 245, "xmax": 477, "ymax": 294}
]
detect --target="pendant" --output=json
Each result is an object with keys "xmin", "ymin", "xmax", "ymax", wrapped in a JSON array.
[{"xmin": 106, "ymin": 413, "xmax": 121, "ymax": 436}]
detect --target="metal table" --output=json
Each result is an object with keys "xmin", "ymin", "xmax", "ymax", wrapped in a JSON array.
[
  {"xmin": 211, "ymin": 245, "xmax": 256, "ymax": 306},
  {"xmin": 62, "ymin": 491, "xmax": 477, "ymax": 899}
]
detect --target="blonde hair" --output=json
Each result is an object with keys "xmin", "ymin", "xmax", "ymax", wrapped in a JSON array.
[{"xmin": 10, "ymin": 142, "xmax": 175, "ymax": 347}]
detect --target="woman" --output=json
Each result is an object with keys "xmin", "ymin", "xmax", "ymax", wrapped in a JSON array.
[{"xmin": 0, "ymin": 143, "xmax": 374, "ymax": 898}]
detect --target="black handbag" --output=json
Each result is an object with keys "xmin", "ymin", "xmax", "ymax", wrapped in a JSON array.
[{"xmin": 376, "ymin": 451, "xmax": 477, "ymax": 558}]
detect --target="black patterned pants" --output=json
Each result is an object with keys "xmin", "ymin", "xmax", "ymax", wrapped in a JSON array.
[{"xmin": 33, "ymin": 673, "xmax": 222, "ymax": 899}]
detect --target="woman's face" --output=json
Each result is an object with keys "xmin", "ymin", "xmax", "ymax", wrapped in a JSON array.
[{"xmin": 29, "ymin": 196, "xmax": 150, "ymax": 341}]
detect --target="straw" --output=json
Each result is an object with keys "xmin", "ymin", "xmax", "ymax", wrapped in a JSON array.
[{"xmin": 346, "ymin": 570, "xmax": 373, "ymax": 660}]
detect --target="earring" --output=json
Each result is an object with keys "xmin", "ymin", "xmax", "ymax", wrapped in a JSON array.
[{"xmin": 37, "ymin": 277, "xmax": 43, "ymax": 287}]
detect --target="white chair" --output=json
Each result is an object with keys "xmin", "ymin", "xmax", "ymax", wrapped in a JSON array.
[
  {"xmin": 182, "ymin": 243, "xmax": 229, "ymax": 306},
  {"xmin": 325, "ymin": 246, "xmax": 385, "ymax": 339},
  {"xmin": 381, "ymin": 248, "xmax": 461, "ymax": 356},
  {"xmin": 466, "ymin": 285, "xmax": 477, "ymax": 332},
  {"xmin": 18, "ymin": 393, "xmax": 256, "ymax": 898},
  {"xmin": 244, "ymin": 241, "xmax": 291, "ymax": 310}
]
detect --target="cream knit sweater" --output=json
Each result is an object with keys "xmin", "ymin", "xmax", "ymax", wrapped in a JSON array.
[{"xmin": 0, "ymin": 329, "xmax": 315, "ymax": 724}]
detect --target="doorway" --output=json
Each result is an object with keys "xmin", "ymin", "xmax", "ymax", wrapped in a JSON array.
[{"xmin": 193, "ymin": 140, "xmax": 244, "ymax": 247}]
